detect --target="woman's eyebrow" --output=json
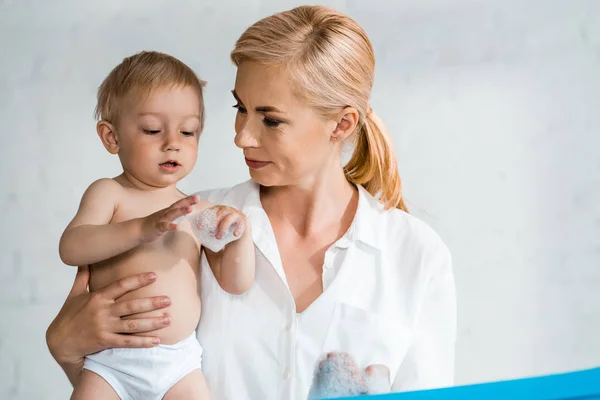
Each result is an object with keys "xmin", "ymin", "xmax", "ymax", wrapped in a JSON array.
[{"xmin": 231, "ymin": 90, "xmax": 286, "ymax": 114}]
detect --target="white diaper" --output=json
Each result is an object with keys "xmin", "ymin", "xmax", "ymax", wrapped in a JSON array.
[{"xmin": 83, "ymin": 332, "xmax": 203, "ymax": 400}]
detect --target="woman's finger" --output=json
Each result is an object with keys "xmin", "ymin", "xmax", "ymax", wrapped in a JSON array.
[
  {"xmin": 105, "ymin": 333, "xmax": 162, "ymax": 348},
  {"xmin": 112, "ymin": 296, "xmax": 171, "ymax": 317},
  {"xmin": 100, "ymin": 272, "xmax": 157, "ymax": 301},
  {"xmin": 365, "ymin": 364, "xmax": 390, "ymax": 381},
  {"xmin": 364, "ymin": 364, "xmax": 391, "ymax": 394},
  {"xmin": 68, "ymin": 265, "xmax": 90, "ymax": 298},
  {"xmin": 117, "ymin": 315, "xmax": 171, "ymax": 334}
]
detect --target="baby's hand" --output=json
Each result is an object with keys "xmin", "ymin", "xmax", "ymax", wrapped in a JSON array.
[
  {"xmin": 213, "ymin": 205, "xmax": 248, "ymax": 240},
  {"xmin": 180, "ymin": 204, "xmax": 249, "ymax": 252},
  {"xmin": 140, "ymin": 195, "xmax": 199, "ymax": 243}
]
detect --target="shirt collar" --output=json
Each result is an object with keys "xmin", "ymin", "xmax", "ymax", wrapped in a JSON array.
[
  {"xmin": 240, "ymin": 180, "xmax": 385, "ymax": 250},
  {"xmin": 349, "ymin": 184, "xmax": 384, "ymax": 250}
]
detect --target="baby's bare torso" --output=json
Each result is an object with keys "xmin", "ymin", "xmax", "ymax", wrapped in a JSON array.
[{"xmin": 90, "ymin": 186, "xmax": 208, "ymax": 345}]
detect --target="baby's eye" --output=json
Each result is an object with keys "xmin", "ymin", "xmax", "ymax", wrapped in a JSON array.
[
  {"xmin": 181, "ymin": 131, "xmax": 195, "ymax": 136},
  {"xmin": 143, "ymin": 129, "xmax": 161, "ymax": 135}
]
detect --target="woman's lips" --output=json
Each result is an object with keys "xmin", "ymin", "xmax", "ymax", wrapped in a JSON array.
[{"xmin": 245, "ymin": 158, "xmax": 270, "ymax": 169}]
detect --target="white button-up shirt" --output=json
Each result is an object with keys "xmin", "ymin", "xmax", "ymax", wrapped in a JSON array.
[{"xmin": 195, "ymin": 180, "xmax": 456, "ymax": 400}]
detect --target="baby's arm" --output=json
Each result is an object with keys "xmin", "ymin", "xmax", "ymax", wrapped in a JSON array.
[
  {"xmin": 204, "ymin": 206, "xmax": 255, "ymax": 295},
  {"xmin": 218, "ymin": 225, "xmax": 255, "ymax": 294},
  {"xmin": 59, "ymin": 178, "xmax": 198, "ymax": 266},
  {"xmin": 59, "ymin": 178, "xmax": 138, "ymax": 266}
]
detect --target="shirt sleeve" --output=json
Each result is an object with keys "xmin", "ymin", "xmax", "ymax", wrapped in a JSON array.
[{"xmin": 391, "ymin": 239, "xmax": 457, "ymax": 392}]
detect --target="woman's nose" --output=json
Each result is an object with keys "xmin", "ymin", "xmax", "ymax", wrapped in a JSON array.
[{"xmin": 234, "ymin": 121, "xmax": 259, "ymax": 149}]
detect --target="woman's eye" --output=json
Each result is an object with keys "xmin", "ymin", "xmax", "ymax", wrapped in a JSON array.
[
  {"xmin": 233, "ymin": 104, "xmax": 247, "ymax": 114},
  {"xmin": 263, "ymin": 118, "xmax": 282, "ymax": 128}
]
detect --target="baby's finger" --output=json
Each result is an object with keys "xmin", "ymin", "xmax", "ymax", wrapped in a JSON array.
[
  {"xmin": 154, "ymin": 219, "xmax": 179, "ymax": 235},
  {"xmin": 171, "ymin": 194, "xmax": 199, "ymax": 209},
  {"xmin": 216, "ymin": 212, "xmax": 240, "ymax": 239},
  {"xmin": 232, "ymin": 216, "xmax": 246, "ymax": 237},
  {"xmin": 165, "ymin": 205, "xmax": 193, "ymax": 223},
  {"xmin": 214, "ymin": 205, "xmax": 230, "ymax": 219}
]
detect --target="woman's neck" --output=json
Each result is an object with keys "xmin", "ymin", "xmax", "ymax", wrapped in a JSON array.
[{"xmin": 260, "ymin": 168, "xmax": 358, "ymax": 238}]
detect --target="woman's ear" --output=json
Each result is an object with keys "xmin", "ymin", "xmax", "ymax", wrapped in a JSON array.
[
  {"xmin": 96, "ymin": 121, "xmax": 119, "ymax": 154},
  {"xmin": 331, "ymin": 107, "xmax": 359, "ymax": 142}
]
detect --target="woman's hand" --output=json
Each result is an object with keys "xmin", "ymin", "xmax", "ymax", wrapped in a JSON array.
[
  {"xmin": 45, "ymin": 265, "xmax": 172, "ymax": 386},
  {"xmin": 307, "ymin": 352, "xmax": 391, "ymax": 399}
]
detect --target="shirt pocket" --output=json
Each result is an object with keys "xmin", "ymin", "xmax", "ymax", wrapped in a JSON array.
[{"xmin": 320, "ymin": 301, "xmax": 411, "ymax": 383}]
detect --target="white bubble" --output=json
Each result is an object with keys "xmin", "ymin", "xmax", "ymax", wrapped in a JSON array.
[
  {"xmin": 176, "ymin": 207, "xmax": 239, "ymax": 252},
  {"xmin": 307, "ymin": 353, "xmax": 391, "ymax": 399}
]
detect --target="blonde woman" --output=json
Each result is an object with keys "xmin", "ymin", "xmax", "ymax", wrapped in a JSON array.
[{"xmin": 47, "ymin": 5, "xmax": 456, "ymax": 399}]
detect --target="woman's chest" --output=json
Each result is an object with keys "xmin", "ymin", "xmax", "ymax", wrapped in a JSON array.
[
  {"xmin": 198, "ymin": 245, "xmax": 415, "ymax": 392},
  {"xmin": 277, "ymin": 239, "xmax": 328, "ymax": 313}
]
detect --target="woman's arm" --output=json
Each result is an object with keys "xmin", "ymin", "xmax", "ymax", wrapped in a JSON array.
[
  {"xmin": 46, "ymin": 265, "xmax": 172, "ymax": 387},
  {"xmin": 391, "ymin": 240, "xmax": 457, "ymax": 392}
]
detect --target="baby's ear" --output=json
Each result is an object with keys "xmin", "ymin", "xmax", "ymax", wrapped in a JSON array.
[{"xmin": 96, "ymin": 121, "xmax": 119, "ymax": 154}]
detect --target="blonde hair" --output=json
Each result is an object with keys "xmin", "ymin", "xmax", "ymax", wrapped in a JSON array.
[
  {"xmin": 95, "ymin": 51, "xmax": 207, "ymax": 131},
  {"xmin": 231, "ymin": 6, "xmax": 407, "ymax": 211}
]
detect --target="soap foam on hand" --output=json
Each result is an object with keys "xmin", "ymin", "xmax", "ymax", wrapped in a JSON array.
[
  {"xmin": 174, "ymin": 206, "xmax": 240, "ymax": 252},
  {"xmin": 307, "ymin": 353, "xmax": 367, "ymax": 399},
  {"xmin": 307, "ymin": 352, "xmax": 391, "ymax": 399}
]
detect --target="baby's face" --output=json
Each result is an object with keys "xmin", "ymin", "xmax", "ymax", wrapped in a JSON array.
[{"xmin": 113, "ymin": 85, "xmax": 201, "ymax": 189}]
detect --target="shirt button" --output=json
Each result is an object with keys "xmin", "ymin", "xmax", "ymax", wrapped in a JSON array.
[
  {"xmin": 283, "ymin": 369, "xmax": 291, "ymax": 379},
  {"xmin": 285, "ymin": 322, "xmax": 292, "ymax": 330}
]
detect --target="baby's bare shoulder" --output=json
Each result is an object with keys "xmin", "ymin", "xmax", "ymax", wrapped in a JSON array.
[
  {"xmin": 85, "ymin": 177, "xmax": 124, "ymax": 195},
  {"xmin": 79, "ymin": 178, "xmax": 125, "ymax": 208}
]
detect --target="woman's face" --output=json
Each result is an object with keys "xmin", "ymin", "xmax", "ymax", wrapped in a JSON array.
[{"xmin": 232, "ymin": 61, "xmax": 342, "ymax": 188}]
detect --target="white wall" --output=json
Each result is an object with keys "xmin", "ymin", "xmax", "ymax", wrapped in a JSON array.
[{"xmin": 1, "ymin": 0, "xmax": 599, "ymax": 398}]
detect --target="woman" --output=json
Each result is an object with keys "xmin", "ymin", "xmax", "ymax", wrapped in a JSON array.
[{"xmin": 46, "ymin": 5, "xmax": 456, "ymax": 399}]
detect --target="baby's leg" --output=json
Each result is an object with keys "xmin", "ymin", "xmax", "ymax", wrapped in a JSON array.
[
  {"xmin": 163, "ymin": 369, "xmax": 211, "ymax": 400},
  {"xmin": 70, "ymin": 370, "xmax": 120, "ymax": 400}
]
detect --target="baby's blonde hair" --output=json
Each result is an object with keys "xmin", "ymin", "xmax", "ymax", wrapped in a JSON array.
[
  {"xmin": 231, "ymin": 6, "xmax": 407, "ymax": 211},
  {"xmin": 95, "ymin": 51, "xmax": 206, "ymax": 131}
]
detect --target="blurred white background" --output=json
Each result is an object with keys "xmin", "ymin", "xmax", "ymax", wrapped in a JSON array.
[{"xmin": 1, "ymin": 0, "xmax": 599, "ymax": 398}]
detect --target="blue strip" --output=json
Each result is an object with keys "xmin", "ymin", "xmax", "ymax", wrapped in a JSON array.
[{"xmin": 331, "ymin": 367, "xmax": 600, "ymax": 400}]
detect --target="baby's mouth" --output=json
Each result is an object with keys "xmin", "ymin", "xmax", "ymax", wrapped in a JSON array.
[{"xmin": 160, "ymin": 161, "xmax": 180, "ymax": 167}]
